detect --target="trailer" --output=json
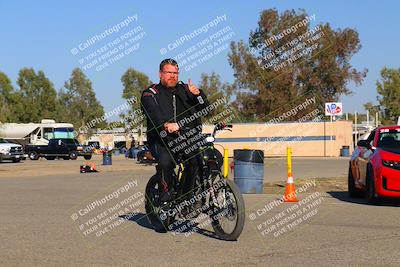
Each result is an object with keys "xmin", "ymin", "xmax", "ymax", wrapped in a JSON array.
[{"xmin": 0, "ymin": 119, "xmax": 75, "ymax": 146}]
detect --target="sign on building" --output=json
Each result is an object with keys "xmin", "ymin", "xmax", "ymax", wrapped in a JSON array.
[{"xmin": 325, "ymin": 102, "xmax": 343, "ymax": 116}]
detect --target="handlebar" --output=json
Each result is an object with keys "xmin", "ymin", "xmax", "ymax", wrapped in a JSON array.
[
  {"xmin": 165, "ymin": 123, "xmax": 232, "ymax": 138},
  {"xmin": 212, "ymin": 122, "xmax": 233, "ymax": 136}
]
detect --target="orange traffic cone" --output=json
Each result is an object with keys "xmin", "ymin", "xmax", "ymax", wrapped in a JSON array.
[
  {"xmin": 86, "ymin": 160, "xmax": 89, "ymax": 166},
  {"xmin": 283, "ymin": 175, "xmax": 298, "ymax": 202},
  {"xmin": 283, "ymin": 147, "xmax": 298, "ymax": 202}
]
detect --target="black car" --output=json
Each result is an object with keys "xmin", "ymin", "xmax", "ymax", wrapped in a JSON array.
[{"xmin": 26, "ymin": 138, "xmax": 93, "ymax": 160}]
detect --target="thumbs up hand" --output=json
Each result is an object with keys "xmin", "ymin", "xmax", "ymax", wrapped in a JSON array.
[{"xmin": 188, "ymin": 79, "xmax": 200, "ymax": 95}]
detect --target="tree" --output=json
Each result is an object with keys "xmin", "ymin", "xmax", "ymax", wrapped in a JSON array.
[
  {"xmin": 376, "ymin": 67, "xmax": 400, "ymax": 125},
  {"xmin": 16, "ymin": 68, "xmax": 58, "ymax": 123},
  {"xmin": 228, "ymin": 8, "xmax": 367, "ymax": 121},
  {"xmin": 198, "ymin": 72, "xmax": 239, "ymax": 121},
  {"xmin": 16, "ymin": 68, "xmax": 40, "ymax": 122},
  {"xmin": 121, "ymin": 68, "xmax": 151, "ymax": 131},
  {"xmin": 59, "ymin": 68, "xmax": 105, "ymax": 132},
  {"xmin": 122, "ymin": 68, "xmax": 150, "ymax": 110},
  {"xmin": 0, "ymin": 71, "xmax": 17, "ymax": 122},
  {"xmin": 363, "ymin": 102, "xmax": 380, "ymax": 116},
  {"xmin": 36, "ymin": 70, "xmax": 58, "ymax": 119}
]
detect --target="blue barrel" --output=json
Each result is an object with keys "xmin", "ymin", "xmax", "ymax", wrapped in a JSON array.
[
  {"xmin": 233, "ymin": 149, "xmax": 264, "ymax": 194},
  {"xmin": 341, "ymin": 145, "xmax": 350, "ymax": 157},
  {"xmin": 102, "ymin": 151, "xmax": 112, "ymax": 165}
]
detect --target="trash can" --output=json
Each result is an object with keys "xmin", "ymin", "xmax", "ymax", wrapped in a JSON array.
[
  {"xmin": 233, "ymin": 149, "xmax": 264, "ymax": 194},
  {"xmin": 341, "ymin": 145, "xmax": 350, "ymax": 157},
  {"xmin": 102, "ymin": 151, "xmax": 112, "ymax": 165}
]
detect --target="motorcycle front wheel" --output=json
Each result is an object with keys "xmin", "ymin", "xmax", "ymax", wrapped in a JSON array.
[{"xmin": 209, "ymin": 177, "xmax": 245, "ymax": 241}]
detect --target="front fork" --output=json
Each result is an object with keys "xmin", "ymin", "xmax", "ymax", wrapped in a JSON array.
[{"xmin": 206, "ymin": 148, "xmax": 229, "ymax": 208}]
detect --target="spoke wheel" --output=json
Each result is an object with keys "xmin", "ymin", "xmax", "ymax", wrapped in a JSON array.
[{"xmin": 210, "ymin": 176, "xmax": 245, "ymax": 241}]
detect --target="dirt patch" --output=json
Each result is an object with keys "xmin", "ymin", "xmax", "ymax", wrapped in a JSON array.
[{"xmin": 264, "ymin": 177, "xmax": 347, "ymax": 194}]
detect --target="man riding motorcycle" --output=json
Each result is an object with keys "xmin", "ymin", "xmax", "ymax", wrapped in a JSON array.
[{"xmin": 141, "ymin": 58, "xmax": 210, "ymax": 205}]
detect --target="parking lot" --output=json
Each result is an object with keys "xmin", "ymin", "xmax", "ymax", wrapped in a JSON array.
[
  {"xmin": 1, "ymin": 156, "xmax": 399, "ymax": 266},
  {"xmin": 0, "ymin": 155, "xmax": 349, "ymax": 180}
]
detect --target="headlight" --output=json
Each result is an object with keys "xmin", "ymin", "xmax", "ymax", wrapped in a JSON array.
[
  {"xmin": 205, "ymin": 136, "xmax": 215, "ymax": 143},
  {"xmin": 382, "ymin": 160, "xmax": 400, "ymax": 170},
  {"xmin": 0, "ymin": 147, "xmax": 10, "ymax": 154}
]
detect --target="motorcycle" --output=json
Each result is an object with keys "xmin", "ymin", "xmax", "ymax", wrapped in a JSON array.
[{"xmin": 145, "ymin": 123, "xmax": 245, "ymax": 241}]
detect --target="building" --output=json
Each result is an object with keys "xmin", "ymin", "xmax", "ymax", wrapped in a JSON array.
[{"xmin": 203, "ymin": 120, "xmax": 353, "ymax": 157}]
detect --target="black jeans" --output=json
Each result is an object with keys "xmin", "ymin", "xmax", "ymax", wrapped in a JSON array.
[
  {"xmin": 149, "ymin": 143, "xmax": 176, "ymax": 193},
  {"xmin": 149, "ymin": 143, "xmax": 203, "ymax": 195}
]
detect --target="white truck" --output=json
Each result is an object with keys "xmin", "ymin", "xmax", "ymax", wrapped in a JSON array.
[
  {"xmin": 0, "ymin": 138, "xmax": 25, "ymax": 162},
  {"xmin": 0, "ymin": 119, "xmax": 75, "ymax": 146}
]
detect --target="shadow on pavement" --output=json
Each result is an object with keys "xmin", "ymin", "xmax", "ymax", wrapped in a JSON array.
[
  {"xmin": 120, "ymin": 212, "xmax": 224, "ymax": 240},
  {"xmin": 119, "ymin": 213, "xmax": 154, "ymax": 230},
  {"xmin": 327, "ymin": 191, "xmax": 400, "ymax": 207}
]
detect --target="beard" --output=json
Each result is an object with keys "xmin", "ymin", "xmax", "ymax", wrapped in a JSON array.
[{"xmin": 162, "ymin": 78, "xmax": 178, "ymax": 88}]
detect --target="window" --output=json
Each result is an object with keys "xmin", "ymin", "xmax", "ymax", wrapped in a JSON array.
[
  {"xmin": 43, "ymin": 128, "xmax": 54, "ymax": 140},
  {"xmin": 377, "ymin": 130, "xmax": 400, "ymax": 148},
  {"xmin": 54, "ymin": 128, "xmax": 75, "ymax": 139}
]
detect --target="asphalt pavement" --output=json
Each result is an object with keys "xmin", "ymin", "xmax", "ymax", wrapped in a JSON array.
[{"xmin": 0, "ymin": 157, "xmax": 399, "ymax": 266}]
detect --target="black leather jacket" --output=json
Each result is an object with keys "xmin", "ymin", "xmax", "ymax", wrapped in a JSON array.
[{"xmin": 141, "ymin": 81, "xmax": 210, "ymax": 145}]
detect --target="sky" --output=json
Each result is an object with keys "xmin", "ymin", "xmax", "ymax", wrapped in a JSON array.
[{"xmin": 1, "ymin": 0, "xmax": 399, "ymax": 120}]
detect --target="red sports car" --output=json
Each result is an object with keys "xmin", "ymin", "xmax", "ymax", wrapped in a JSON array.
[{"xmin": 348, "ymin": 125, "xmax": 400, "ymax": 203}]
